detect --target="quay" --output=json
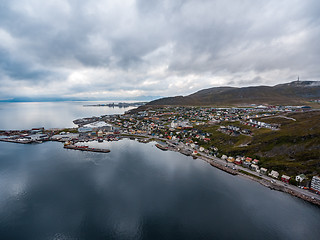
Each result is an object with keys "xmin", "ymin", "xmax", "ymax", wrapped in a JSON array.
[
  {"xmin": 0, "ymin": 138, "xmax": 32, "ymax": 144},
  {"xmin": 2, "ymin": 124, "xmax": 320, "ymax": 207},
  {"xmin": 209, "ymin": 161, "xmax": 238, "ymax": 176},
  {"xmin": 64, "ymin": 145, "xmax": 110, "ymax": 153},
  {"xmin": 179, "ymin": 149, "xmax": 192, "ymax": 156},
  {"xmin": 155, "ymin": 143, "xmax": 168, "ymax": 151}
]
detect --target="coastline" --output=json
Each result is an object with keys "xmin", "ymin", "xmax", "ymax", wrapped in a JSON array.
[
  {"xmin": 127, "ymin": 133, "xmax": 320, "ymax": 207},
  {"xmin": 1, "ymin": 130, "xmax": 319, "ymax": 207},
  {"xmin": 120, "ymin": 132, "xmax": 320, "ymax": 206},
  {"xmin": 191, "ymin": 150, "xmax": 320, "ymax": 206}
]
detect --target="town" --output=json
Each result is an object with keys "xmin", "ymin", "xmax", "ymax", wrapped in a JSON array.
[{"xmin": 0, "ymin": 104, "xmax": 319, "ymax": 205}]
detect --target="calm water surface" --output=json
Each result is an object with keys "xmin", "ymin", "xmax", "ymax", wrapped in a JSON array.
[
  {"xmin": 0, "ymin": 101, "xmax": 134, "ymax": 130},
  {"xmin": 0, "ymin": 102, "xmax": 320, "ymax": 239}
]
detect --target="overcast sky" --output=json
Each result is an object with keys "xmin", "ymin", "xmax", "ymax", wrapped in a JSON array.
[{"xmin": 0, "ymin": 0, "xmax": 319, "ymax": 100}]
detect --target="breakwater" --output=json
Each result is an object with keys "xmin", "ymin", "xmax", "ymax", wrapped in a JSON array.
[
  {"xmin": 209, "ymin": 161, "xmax": 238, "ymax": 175},
  {"xmin": 0, "ymin": 138, "xmax": 32, "ymax": 144},
  {"xmin": 64, "ymin": 145, "xmax": 110, "ymax": 153},
  {"xmin": 194, "ymin": 152, "xmax": 320, "ymax": 206},
  {"xmin": 263, "ymin": 180, "xmax": 320, "ymax": 206},
  {"xmin": 238, "ymin": 173, "xmax": 320, "ymax": 207}
]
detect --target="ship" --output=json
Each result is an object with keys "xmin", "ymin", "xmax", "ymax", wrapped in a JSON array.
[{"xmin": 155, "ymin": 143, "xmax": 168, "ymax": 151}]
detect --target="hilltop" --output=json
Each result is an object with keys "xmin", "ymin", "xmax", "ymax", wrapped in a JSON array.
[{"xmin": 147, "ymin": 81, "xmax": 320, "ymax": 106}]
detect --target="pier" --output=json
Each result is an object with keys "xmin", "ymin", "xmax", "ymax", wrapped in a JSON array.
[
  {"xmin": 64, "ymin": 145, "xmax": 110, "ymax": 153},
  {"xmin": 209, "ymin": 162, "xmax": 238, "ymax": 175},
  {"xmin": 0, "ymin": 138, "xmax": 32, "ymax": 144}
]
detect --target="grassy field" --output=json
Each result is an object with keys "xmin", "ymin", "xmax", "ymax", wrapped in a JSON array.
[{"xmin": 196, "ymin": 110, "xmax": 320, "ymax": 179}]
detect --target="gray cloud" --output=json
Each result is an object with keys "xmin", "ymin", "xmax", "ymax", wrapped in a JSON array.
[{"xmin": 0, "ymin": 0, "xmax": 319, "ymax": 99}]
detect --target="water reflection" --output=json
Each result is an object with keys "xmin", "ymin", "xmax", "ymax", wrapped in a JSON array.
[
  {"xmin": 0, "ymin": 102, "xmax": 133, "ymax": 130},
  {"xmin": 0, "ymin": 140, "xmax": 320, "ymax": 239}
]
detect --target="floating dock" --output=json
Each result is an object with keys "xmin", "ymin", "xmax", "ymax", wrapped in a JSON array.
[{"xmin": 64, "ymin": 145, "xmax": 110, "ymax": 153}]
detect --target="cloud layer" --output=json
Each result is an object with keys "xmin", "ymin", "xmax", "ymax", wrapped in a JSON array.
[{"xmin": 0, "ymin": 0, "xmax": 319, "ymax": 99}]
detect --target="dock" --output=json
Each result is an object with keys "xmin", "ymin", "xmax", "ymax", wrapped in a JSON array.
[
  {"xmin": 209, "ymin": 161, "xmax": 238, "ymax": 175},
  {"xmin": 155, "ymin": 143, "xmax": 168, "ymax": 151},
  {"xmin": 64, "ymin": 145, "xmax": 110, "ymax": 153},
  {"xmin": 0, "ymin": 138, "xmax": 32, "ymax": 144},
  {"xmin": 179, "ymin": 149, "xmax": 192, "ymax": 156}
]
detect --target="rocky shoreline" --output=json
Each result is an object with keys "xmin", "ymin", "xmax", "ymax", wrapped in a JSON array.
[{"xmin": 172, "ymin": 146, "xmax": 320, "ymax": 207}]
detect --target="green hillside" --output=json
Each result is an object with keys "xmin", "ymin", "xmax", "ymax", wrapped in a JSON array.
[{"xmin": 196, "ymin": 111, "xmax": 320, "ymax": 178}]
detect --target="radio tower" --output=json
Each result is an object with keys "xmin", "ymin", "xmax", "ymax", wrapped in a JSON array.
[{"xmin": 297, "ymin": 75, "xmax": 300, "ymax": 82}]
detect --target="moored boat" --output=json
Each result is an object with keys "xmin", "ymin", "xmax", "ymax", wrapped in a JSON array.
[{"xmin": 155, "ymin": 143, "xmax": 168, "ymax": 151}]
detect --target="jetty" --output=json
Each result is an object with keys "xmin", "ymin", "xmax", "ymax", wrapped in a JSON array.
[
  {"xmin": 64, "ymin": 145, "xmax": 110, "ymax": 153},
  {"xmin": 155, "ymin": 143, "xmax": 168, "ymax": 151},
  {"xmin": 209, "ymin": 162, "xmax": 238, "ymax": 175},
  {"xmin": 180, "ymin": 149, "xmax": 192, "ymax": 156},
  {"xmin": 0, "ymin": 138, "xmax": 32, "ymax": 144}
]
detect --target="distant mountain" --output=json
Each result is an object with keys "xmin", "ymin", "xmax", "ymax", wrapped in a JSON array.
[
  {"xmin": 0, "ymin": 95, "xmax": 162, "ymax": 102},
  {"xmin": 147, "ymin": 81, "xmax": 320, "ymax": 106}
]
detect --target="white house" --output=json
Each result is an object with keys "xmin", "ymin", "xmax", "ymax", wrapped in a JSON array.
[
  {"xmin": 269, "ymin": 170, "xmax": 279, "ymax": 179},
  {"xmin": 260, "ymin": 168, "xmax": 268, "ymax": 175},
  {"xmin": 250, "ymin": 164, "xmax": 259, "ymax": 172},
  {"xmin": 295, "ymin": 174, "xmax": 306, "ymax": 183},
  {"xmin": 221, "ymin": 155, "xmax": 228, "ymax": 160},
  {"xmin": 97, "ymin": 130, "xmax": 103, "ymax": 137}
]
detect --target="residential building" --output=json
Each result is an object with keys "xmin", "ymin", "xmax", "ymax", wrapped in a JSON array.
[
  {"xmin": 250, "ymin": 164, "xmax": 259, "ymax": 172},
  {"xmin": 295, "ymin": 174, "xmax": 306, "ymax": 183},
  {"xmin": 221, "ymin": 155, "xmax": 228, "ymax": 161},
  {"xmin": 242, "ymin": 161, "xmax": 251, "ymax": 168},
  {"xmin": 269, "ymin": 170, "xmax": 279, "ymax": 179},
  {"xmin": 97, "ymin": 130, "xmax": 103, "ymax": 137},
  {"xmin": 281, "ymin": 175, "xmax": 291, "ymax": 184},
  {"xmin": 260, "ymin": 168, "xmax": 268, "ymax": 175},
  {"xmin": 311, "ymin": 176, "xmax": 320, "ymax": 192},
  {"xmin": 235, "ymin": 158, "xmax": 242, "ymax": 165},
  {"xmin": 252, "ymin": 159, "xmax": 259, "ymax": 165}
]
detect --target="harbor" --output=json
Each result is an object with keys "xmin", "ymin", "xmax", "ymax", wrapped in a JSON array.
[{"xmin": 1, "ymin": 117, "xmax": 320, "ymax": 207}]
